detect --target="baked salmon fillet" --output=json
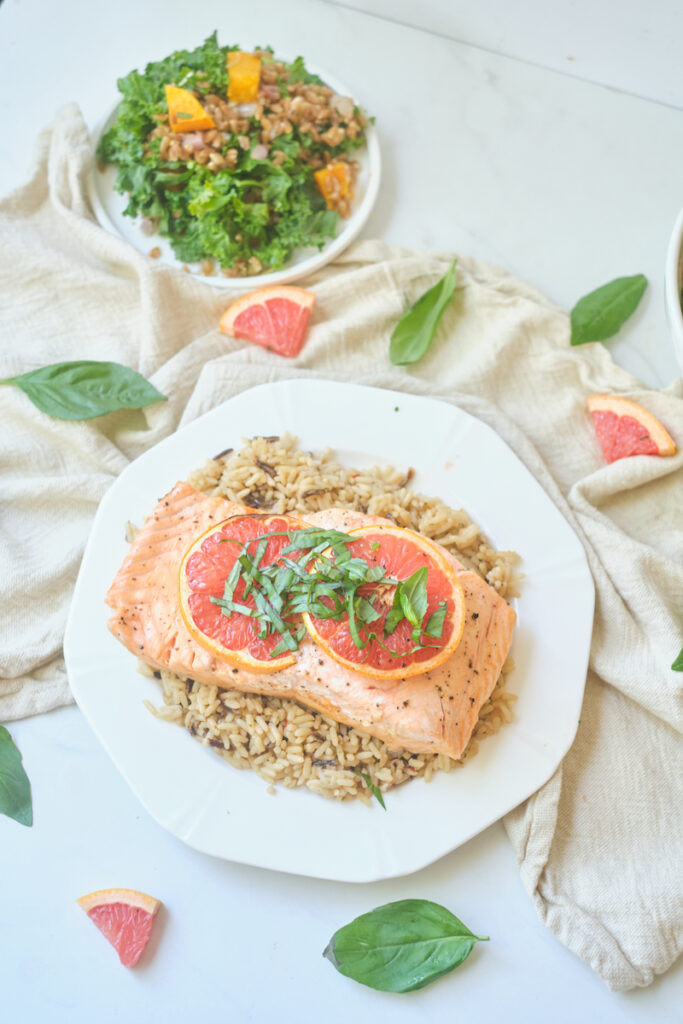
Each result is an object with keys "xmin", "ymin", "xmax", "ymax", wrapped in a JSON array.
[{"xmin": 106, "ymin": 482, "xmax": 516, "ymax": 760}]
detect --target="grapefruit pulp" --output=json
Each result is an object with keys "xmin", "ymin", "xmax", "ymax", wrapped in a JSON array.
[
  {"xmin": 587, "ymin": 394, "xmax": 677, "ymax": 463},
  {"xmin": 302, "ymin": 525, "xmax": 466, "ymax": 679},
  {"xmin": 179, "ymin": 513, "xmax": 308, "ymax": 671},
  {"xmin": 77, "ymin": 888, "xmax": 161, "ymax": 967},
  {"xmin": 219, "ymin": 286, "xmax": 315, "ymax": 357}
]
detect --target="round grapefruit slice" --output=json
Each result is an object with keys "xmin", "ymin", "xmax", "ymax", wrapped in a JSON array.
[
  {"xmin": 302, "ymin": 525, "xmax": 466, "ymax": 679},
  {"xmin": 587, "ymin": 394, "xmax": 677, "ymax": 463},
  {"xmin": 179, "ymin": 513, "xmax": 308, "ymax": 672},
  {"xmin": 219, "ymin": 285, "xmax": 315, "ymax": 357},
  {"xmin": 77, "ymin": 888, "xmax": 161, "ymax": 967}
]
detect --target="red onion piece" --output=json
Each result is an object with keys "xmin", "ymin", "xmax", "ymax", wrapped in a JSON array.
[
  {"xmin": 180, "ymin": 132, "xmax": 205, "ymax": 153},
  {"xmin": 250, "ymin": 144, "xmax": 269, "ymax": 161},
  {"xmin": 332, "ymin": 94, "xmax": 354, "ymax": 120}
]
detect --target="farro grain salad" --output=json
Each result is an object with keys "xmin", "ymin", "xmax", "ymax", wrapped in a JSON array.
[
  {"xmin": 106, "ymin": 437, "xmax": 520, "ymax": 805},
  {"xmin": 97, "ymin": 33, "xmax": 371, "ymax": 277}
]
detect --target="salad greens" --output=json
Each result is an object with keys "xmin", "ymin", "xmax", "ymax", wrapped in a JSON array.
[
  {"xmin": 0, "ymin": 726, "xmax": 32, "ymax": 827},
  {"xmin": 97, "ymin": 33, "xmax": 369, "ymax": 273},
  {"xmin": 0, "ymin": 361, "xmax": 166, "ymax": 421},
  {"xmin": 323, "ymin": 899, "xmax": 487, "ymax": 992}
]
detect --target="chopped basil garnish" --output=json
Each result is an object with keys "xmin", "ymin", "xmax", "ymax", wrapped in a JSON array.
[
  {"xmin": 207, "ymin": 527, "xmax": 446, "ymax": 661},
  {"xmin": 351, "ymin": 769, "xmax": 386, "ymax": 809}
]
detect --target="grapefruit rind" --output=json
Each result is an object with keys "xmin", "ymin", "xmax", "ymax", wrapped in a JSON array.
[
  {"xmin": 76, "ymin": 888, "xmax": 161, "ymax": 915},
  {"xmin": 178, "ymin": 515, "xmax": 304, "ymax": 673},
  {"xmin": 587, "ymin": 394, "xmax": 677, "ymax": 458},
  {"xmin": 302, "ymin": 524, "xmax": 467, "ymax": 680}
]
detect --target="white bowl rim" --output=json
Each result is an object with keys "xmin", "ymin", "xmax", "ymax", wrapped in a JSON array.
[
  {"xmin": 664, "ymin": 205, "xmax": 683, "ymax": 373},
  {"xmin": 87, "ymin": 59, "xmax": 381, "ymax": 290}
]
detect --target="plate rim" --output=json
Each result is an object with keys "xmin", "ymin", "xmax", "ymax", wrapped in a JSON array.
[
  {"xmin": 87, "ymin": 58, "xmax": 381, "ymax": 289},
  {"xmin": 64, "ymin": 379, "xmax": 594, "ymax": 882}
]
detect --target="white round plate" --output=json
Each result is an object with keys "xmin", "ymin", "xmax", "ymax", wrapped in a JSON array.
[
  {"xmin": 88, "ymin": 64, "xmax": 381, "ymax": 289},
  {"xmin": 64, "ymin": 380, "xmax": 594, "ymax": 882}
]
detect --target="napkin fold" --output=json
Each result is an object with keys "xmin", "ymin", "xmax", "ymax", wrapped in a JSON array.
[{"xmin": 1, "ymin": 105, "xmax": 681, "ymax": 991}]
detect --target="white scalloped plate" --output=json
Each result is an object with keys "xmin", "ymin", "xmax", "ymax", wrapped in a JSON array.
[
  {"xmin": 64, "ymin": 380, "xmax": 593, "ymax": 881},
  {"xmin": 88, "ymin": 63, "xmax": 380, "ymax": 288}
]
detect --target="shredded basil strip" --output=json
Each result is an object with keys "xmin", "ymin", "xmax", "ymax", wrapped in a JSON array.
[{"xmin": 351, "ymin": 769, "xmax": 387, "ymax": 809}]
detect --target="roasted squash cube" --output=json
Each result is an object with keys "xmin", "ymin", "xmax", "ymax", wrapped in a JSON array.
[
  {"xmin": 314, "ymin": 162, "xmax": 353, "ymax": 212},
  {"xmin": 227, "ymin": 51, "xmax": 261, "ymax": 103},
  {"xmin": 165, "ymin": 86, "xmax": 215, "ymax": 132}
]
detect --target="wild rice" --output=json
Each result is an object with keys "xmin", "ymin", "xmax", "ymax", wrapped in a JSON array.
[{"xmin": 147, "ymin": 435, "xmax": 521, "ymax": 803}]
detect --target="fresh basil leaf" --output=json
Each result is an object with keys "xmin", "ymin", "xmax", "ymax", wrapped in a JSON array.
[
  {"xmin": 355, "ymin": 596, "xmax": 381, "ymax": 625},
  {"xmin": 0, "ymin": 361, "xmax": 167, "ymax": 421},
  {"xmin": 390, "ymin": 260, "xmax": 457, "ymax": 366},
  {"xmin": 399, "ymin": 567, "xmax": 428, "ymax": 627},
  {"xmin": 324, "ymin": 899, "xmax": 487, "ymax": 992},
  {"xmin": 570, "ymin": 274, "xmax": 647, "ymax": 346},
  {"xmin": 672, "ymin": 646, "xmax": 683, "ymax": 671},
  {"xmin": 384, "ymin": 587, "xmax": 405, "ymax": 637},
  {"xmin": 350, "ymin": 769, "xmax": 386, "ymax": 810},
  {"xmin": 0, "ymin": 726, "xmax": 33, "ymax": 827},
  {"xmin": 424, "ymin": 601, "xmax": 447, "ymax": 638}
]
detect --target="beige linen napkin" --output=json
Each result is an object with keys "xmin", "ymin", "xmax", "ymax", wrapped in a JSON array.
[{"xmin": 1, "ymin": 105, "xmax": 681, "ymax": 990}]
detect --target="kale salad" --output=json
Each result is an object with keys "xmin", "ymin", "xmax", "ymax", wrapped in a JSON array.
[{"xmin": 97, "ymin": 33, "xmax": 371, "ymax": 277}]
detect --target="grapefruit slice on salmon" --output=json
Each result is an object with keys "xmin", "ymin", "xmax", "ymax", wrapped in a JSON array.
[
  {"xmin": 303, "ymin": 525, "xmax": 466, "ymax": 679},
  {"xmin": 219, "ymin": 286, "xmax": 315, "ymax": 357},
  {"xmin": 179, "ymin": 513, "xmax": 309, "ymax": 672}
]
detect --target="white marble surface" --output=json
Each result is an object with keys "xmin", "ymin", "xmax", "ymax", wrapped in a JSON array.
[
  {"xmin": 1, "ymin": 1, "xmax": 682, "ymax": 1021},
  {"xmin": 327, "ymin": 0, "xmax": 683, "ymax": 107}
]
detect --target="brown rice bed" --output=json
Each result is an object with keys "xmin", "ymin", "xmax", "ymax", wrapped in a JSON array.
[{"xmin": 146, "ymin": 434, "xmax": 521, "ymax": 804}]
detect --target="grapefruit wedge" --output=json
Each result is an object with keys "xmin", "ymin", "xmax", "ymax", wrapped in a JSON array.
[
  {"xmin": 219, "ymin": 286, "xmax": 315, "ymax": 357},
  {"xmin": 179, "ymin": 513, "xmax": 308, "ymax": 672},
  {"xmin": 587, "ymin": 394, "xmax": 677, "ymax": 463},
  {"xmin": 77, "ymin": 888, "xmax": 161, "ymax": 967},
  {"xmin": 303, "ymin": 525, "xmax": 467, "ymax": 680}
]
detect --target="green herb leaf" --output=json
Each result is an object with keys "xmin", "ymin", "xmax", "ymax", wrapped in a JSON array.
[
  {"xmin": 323, "ymin": 899, "xmax": 487, "ymax": 992},
  {"xmin": 390, "ymin": 261, "xmax": 457, "ymax": 366},
  {"xmin": 570, "ymin": 274, "xmax": 647, "ymax": 346},
  {"xmin": 399, "ymin": 567, "xmax": 428, "ymax": 628},
  {"xmin": 384, "ymin": 590, "xmax": 406, "ymax": 638},
  {"xmin": 672, "ymin": 647, "xmax": 683, "ymax": 671},
  {"xmin": 0, "ymin": 361, "xmax": 167, "ymax": 421},
  {"xmin": 350, "ymin": 769, "xmax": 386, "ymax": 809},
  {"xmin": 424, "ymin": 601, "xmax": 447, "ymax": 638},
  {"xmin": 0, "ymin": 726, "xmax": 33, "ymax": 827}
]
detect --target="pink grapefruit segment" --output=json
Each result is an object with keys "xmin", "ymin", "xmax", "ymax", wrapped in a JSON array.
[
  {"xmin": 219, "ymin": 285, "xmax": 315, "ymax": 357},
  {"xmin": 587, "ymin": 394, "xmax": 677, "ymax": 463},
  {"xmin": 302, "ymin": 525, "xmax": 466, "ymax": 680},
  {"xmin": 77, "ymin": 888, "xmax": 161, "ymax": 968},
  {"xmin": 179, "ymin": 513, "xmax": 308, "ymax": 672}
]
